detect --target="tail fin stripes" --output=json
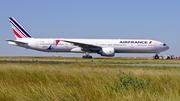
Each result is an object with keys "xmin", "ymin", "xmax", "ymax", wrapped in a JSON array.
[
  {"xmin": 12, "ymin": 28, "xmax": 22, "ymax": 38},
  {"xmin": 9, "ymin": 17, "xmax": 33, "ymax": 39}
]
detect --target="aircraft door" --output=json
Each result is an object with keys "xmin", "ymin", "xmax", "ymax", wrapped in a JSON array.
[{"xmin": 130, "ymin": 42, "xmax": 135, "ymax": 49}]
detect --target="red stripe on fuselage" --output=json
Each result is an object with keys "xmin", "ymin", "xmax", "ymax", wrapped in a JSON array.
[
  {"xmin": 55, "ymin": 40, "xmax": 60, "ymax": 45},
  {"xmin": 149, "ymin": 41, "xmax": 152, "ymax": 44},
  {"xmin": 12, "ymin": 28, "xmax": 22, "ymax": 38}
]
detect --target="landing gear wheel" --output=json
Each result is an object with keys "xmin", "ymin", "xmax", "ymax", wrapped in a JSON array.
[
  {"xmin": 154, "ymin": 54, "xmax": 159, "ymax": 59},
  {"xmin": 82, "ymin": 55, "xmax": 93, "ymax": 59},
  {"xmin": 82, "ymin": 54, "xmax": 93, "ymax": 59},
  {"xmin": 89, "ymin": 56, "xmax": 92, "ymax": 58}
]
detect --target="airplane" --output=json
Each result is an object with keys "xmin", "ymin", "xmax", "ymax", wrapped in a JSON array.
[{"xmin": 7, "ymin": 17, "xmax": 169, "ymax": 59}]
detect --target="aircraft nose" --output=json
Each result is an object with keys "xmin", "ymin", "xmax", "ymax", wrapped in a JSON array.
[{"xmin": 165, "ymin": 46, "xmax": 169, "ymax": 50}]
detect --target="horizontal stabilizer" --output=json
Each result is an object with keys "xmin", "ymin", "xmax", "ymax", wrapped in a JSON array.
[{"xmin": 6, "ymin": 40, "xmax": 27, "ymax": 44}]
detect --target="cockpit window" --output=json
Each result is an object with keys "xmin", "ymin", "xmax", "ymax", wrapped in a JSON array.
[{"xmin": 163, "ymin": 44, "xmax": 167, "ymax": 46}]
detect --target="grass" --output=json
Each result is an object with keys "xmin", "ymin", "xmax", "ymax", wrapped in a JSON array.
[{"xmin": 0, "ymin": 62, "xmax": 180, "ymax": 101}]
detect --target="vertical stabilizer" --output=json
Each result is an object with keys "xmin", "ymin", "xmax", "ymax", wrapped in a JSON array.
[{"xmin": 9, "ymin": 17, "xmax": 33, "ymax": 39}]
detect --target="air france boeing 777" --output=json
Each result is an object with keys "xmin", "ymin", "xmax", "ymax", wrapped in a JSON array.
[{"xmin": 7, "ymin": 17, "xmax": 169, "ymax": 59}]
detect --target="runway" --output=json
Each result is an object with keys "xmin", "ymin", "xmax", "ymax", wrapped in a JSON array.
[
  {"xmin": 0, "ymin": 60, "xmax": 73, "ymax": 64},
  {"xmin": 1, "ymin": 60, "xmax": 180, "ymax": 67},
  {"xmin": 118, "ymin": 64, "xmax": 180, "ymax": 67}
]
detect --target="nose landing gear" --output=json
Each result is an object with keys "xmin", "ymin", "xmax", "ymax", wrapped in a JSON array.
[{"xmin": 154, "ymin": 54, "xmax": 159, "ymax": 59}]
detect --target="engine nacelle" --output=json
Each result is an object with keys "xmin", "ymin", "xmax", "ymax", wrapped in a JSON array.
[{"xmin": 99, "ymin": 47, "xmax": 115, "ymax": 57}]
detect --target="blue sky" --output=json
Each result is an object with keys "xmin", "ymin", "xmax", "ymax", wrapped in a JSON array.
[{"xmin": 0, "ymin": 1, "xmax": 179, "ymax": 57}]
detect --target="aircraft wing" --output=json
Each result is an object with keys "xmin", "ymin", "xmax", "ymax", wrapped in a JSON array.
[
  {"xmin": 6, "ymin": 40, "xmax": 27, "ymax": 44},
  {"xmin": 62, "ymin": 40, "xmax": 101, "ymax": 49}
]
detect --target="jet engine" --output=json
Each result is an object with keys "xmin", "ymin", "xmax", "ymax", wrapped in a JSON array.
[{"xmin": 99, "ymin": 47, "xmax": 115, "ymax": 57}]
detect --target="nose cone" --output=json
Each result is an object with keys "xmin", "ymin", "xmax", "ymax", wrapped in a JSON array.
[
  {"xmin": 164, "ymin": 45, "xmax": 169, "ymax": 51},
  {"xmin": 161, "ymin": 43, "xmax": 169, "ymax": 51}
]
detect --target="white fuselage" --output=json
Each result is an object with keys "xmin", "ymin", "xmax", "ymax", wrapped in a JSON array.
[
  {"xmin": 9, "ymin": 38, "xmax": 169, "ymax": 55},
  {"xmin": 7, "ymin": 17, "xmax": 169, "ymax": 57}
]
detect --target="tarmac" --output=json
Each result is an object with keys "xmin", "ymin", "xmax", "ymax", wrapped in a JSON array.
[
  {"xmin": 118, "ymin": 64, "xmax": 180, "ymax": 67},
  {"xmin": 1, "ymin": 60, "xmax": 180, "ymax": 67}
]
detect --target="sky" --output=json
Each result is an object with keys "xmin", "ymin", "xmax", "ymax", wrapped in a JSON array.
[{"xmin": 0, "ymin": 1, "xmax": 180, "ymax": 57}]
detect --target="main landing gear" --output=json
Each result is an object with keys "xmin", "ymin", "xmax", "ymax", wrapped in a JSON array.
[
  {"xmin": 82, "ymin": 52, "xmax": 92, "ymax": 59},
  {"xmin": 154, "ymin": 53, "xmax": 159, "ymax": 59}
]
